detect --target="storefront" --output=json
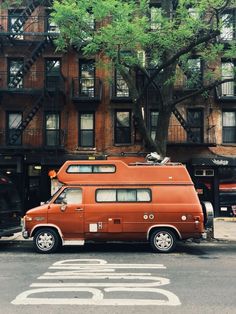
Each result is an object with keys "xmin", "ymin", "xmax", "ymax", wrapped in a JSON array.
[{"xmin": 189, "ymin": 157, "xmax": 236, "ymax": 217}]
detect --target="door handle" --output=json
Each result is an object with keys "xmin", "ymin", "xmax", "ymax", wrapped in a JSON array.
[{"xmin": 75, "ymin": 208, "xmax": 84, "ymax": 212}]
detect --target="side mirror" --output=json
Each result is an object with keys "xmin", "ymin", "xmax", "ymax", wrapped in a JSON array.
[
  {"xmin": 60, "ymin": 204, "xmax": 67, "ymax": 212},
  {"xmin": 62, "ymin": 198, "xmax": 67, "ymax": 204}
]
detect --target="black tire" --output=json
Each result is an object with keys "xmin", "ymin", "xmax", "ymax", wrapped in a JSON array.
[
  {"xmin": 33, "ymin": 228, "xmax": 61, "ymax": 253},
  {"xmin": 150, "ymin": 229, "xmax": 177, "ymax": 253}
]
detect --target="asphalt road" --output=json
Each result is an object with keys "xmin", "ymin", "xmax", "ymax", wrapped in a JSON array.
[{"xmin": 0, "ymin": 240, "xmax": 235, "ymax": 314}]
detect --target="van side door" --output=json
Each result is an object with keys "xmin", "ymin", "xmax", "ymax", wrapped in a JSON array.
[{"xmin": 48, "ymin": 187, "xmax": 84, "ymax": 238}]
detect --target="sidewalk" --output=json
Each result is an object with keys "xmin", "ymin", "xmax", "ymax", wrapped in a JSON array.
[
  {"xmin": 214, "ymin": 217, "xmax": 236, "ymax": 241},
  {"xmin": 1, "ymin": 218, "xmax": 236, "ymax": 242}
]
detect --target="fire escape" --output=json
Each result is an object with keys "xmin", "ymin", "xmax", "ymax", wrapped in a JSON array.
[{"xmin": 0, "ymin": 0, "xmax": 60, "ymax": 145}]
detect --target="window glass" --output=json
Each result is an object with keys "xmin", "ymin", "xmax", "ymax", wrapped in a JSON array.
[
  {"xmin": 115, "ymin": 111, "xmax": 131, "ymax": 144},
  {"xmin": 96, "ymin": 189, "xmax": 116, "ymax": 202},
  {"xmin": 222, "ymin": 111, "xmax": 236, "ymax": 143},
  {"xmin": 54, "ymin": 188, "xmax": 82, "ymax": 204},
  {"xmin": 137, "ymin": 189, "xmax": 151, "ymax": 201},
  {"xmin": 79, "ymin": 113, "xmax": 94, "ymax": 147},
  {"xmin": 150, "ymin": 111, "xmax": 159, "ymax": 140},
  {"xmin": 96, "ymin": 188, "xmax": 151, "ymax": 202},
  {"xmin": 117, "ymin": 189, "xmax": 136, "ymax": 202},
  {"xmin": 67, "ymin": 164, "xmax": 115, "ymax": 173},
  {"xmin": 45, "ymin": 113, "xmax": 60, "ymax": 146},
  {"xmin": 115, "ymin": 70, "xmax": 129, "ymax": 97},
  {"xmin": 8, "ymin": 59, "xmax": 23, "ymax": 88},
  {"xmin": 221, "ymin": 12, "xmax": 233, "ymax": 40}
]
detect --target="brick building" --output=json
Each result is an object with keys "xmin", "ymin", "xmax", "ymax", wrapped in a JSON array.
[{"xmin": 0, "ymin": 0, "xmax": 235, "ymax": 216}]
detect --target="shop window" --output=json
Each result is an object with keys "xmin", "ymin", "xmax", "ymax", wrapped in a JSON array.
[{"xmin": 194, "ymin": 169, "xmax": 214, "ymax": 177}]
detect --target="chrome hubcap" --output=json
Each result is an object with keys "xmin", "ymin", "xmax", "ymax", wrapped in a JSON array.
[
  {"xmin": 37, "ymin": 233, "xmax": 54, "ymax": 251},
  {"xmin": 155, "ymin": 232, "xmax": 173, "ymax": 250}
]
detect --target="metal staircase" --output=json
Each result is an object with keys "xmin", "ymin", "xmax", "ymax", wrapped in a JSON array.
[
  {"xmin": 9, "ymin": 0, "xmax": 42, "ymax": 39},
  {"xmin": 9, "ymin": 38, "xmax": 50, "ymax": 88},
  {"xmin": 6, "ymin": 1, "xmax": 55, "ymax": 144},
  {"xmin": 9, "ymin": 93, "xmax": 45, "ymax": 145},
  {"xmin": 172, "ymin": 108, "xmax": 199, "ymax": 143}
]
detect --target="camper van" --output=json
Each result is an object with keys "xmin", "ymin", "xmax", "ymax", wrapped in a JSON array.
[{"xmin": 22, "ymin": 159, "xmax": 213, "ymax": 253}]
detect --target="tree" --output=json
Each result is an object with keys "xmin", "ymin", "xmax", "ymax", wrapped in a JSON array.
[{"xmin": 3, "ymin": 0, "xmax": 235, "ymax": 157}]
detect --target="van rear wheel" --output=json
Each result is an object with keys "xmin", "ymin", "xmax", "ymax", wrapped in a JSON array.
[
  {"xmin": 150, "ymin": 229, "xmax": 176, "ymax": 253},
  {"xmin": 33, "ymin": 228, "xmax": 61, "ymax": 253}
]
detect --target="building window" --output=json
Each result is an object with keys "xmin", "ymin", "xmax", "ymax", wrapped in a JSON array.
[
  {"xmin": 220, "ymin": 10, "xmax": 235, "ymax": 41},
  {"xmin": 115, "ymin": 111, "xmax": 132, "ymax": 144},
  {"xmin": 223, "ymin": 111, "xmax": 236, "ymax": 143},
  {"xmin": 184, "ymin": 58, "xmax": 202, "ymax": 89},
  {"xmin": 187, "ymin": 109, "xmax": 203, "ymax": 143},
  {"xmin": 8, "ymin": 59, "xmax": 23, "ymax": 88},
  {"xmin": 114, "ymin": 70, "xmax": 129, "ymax": 97},
  {"xmin": 150, "ymin": 111, "xmax": 159, "ymax": 140},
  {"xmin": 8, "ymin": 10, "xmax": 24, "ymax": 39},
  {"xmin": 79, "ymin": 112, "xmax": 95, "ymax": 147},
  {"xmin": 45, "ymin": 113, "xmax": 60, "ymax": 146},
  {"xmin": 221, "ymin": 61, "xmax": 235, "ymax": 96},
  {"xmin": 46, "ymin": 10, "xmax": 60, "ymax": 33},
  {"xmin": 6, "ymin": 112, "xmax": 22, "ymax": 145},
  {"xmin": 45, "ymin": 59, "xmax": 61, "ymax": 89},
  {"xmin": 150, "ymin": 5, "xmax": 161, "ymax": 30},
  {"xmin": 79, "ymin": 60, "xmax": 95, "ymax": 97}
]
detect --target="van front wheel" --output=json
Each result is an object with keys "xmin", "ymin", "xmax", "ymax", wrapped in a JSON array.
[
  {"xmin": 150, "ymin": 229, "xmax": 176, "ymax": 253},
  {"xmin": 33, "ymin": 228, "xmax": 61, "ymax": 253}
]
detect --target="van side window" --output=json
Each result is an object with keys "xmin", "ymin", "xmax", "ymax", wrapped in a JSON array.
[
  {"xmin": 66, "ymin": 164, "xmax": 115, "ymax": 173},
  {"xmin": 54, "ymin": 188, "xmax": 82, "ymax": 204},
  {"xmin": 96, "ymin": 189, "xmax": 151, "ymax": 202}
]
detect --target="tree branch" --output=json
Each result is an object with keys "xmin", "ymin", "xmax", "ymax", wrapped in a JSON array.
[
  {"xmin": 169, "ymin": 78, "xmax": 235, "ymax": 109},
  {"xmin": 137, "ymin": 29, "xmax": 221, "ymax": 102}
]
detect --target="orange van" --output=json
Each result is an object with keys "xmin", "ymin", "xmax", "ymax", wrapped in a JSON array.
[{"xmin": 22, "ymin": 159, "xmax": 213, "ymax": 253}]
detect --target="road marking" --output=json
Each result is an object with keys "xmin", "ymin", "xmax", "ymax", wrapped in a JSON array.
[{"xmin": 12, "ymin": 259, "xmax": 181, "ymax": 306}]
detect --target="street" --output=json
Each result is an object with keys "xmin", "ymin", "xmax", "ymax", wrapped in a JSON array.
[{"xmin": 0, "ymin": 240, "xmax": 235, "ymax": 314}]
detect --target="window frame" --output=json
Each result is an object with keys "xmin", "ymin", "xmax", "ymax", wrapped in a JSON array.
[
  {"xmin": 79, "ymin": 59, "xmax": 95, "ymax": 97},
  {"xmin": 44, "ymin": 112, "xmax": 61, "ymax": 147},
  {"xmin": 96, "ymin": 188, "xmax": 152, "ymax": 203},
  {"xmin": 114, "ymin": 110, "xmax": 132, "ymax": 145},
  {"xmin": 6, "ymin": 111, "xmax": 23, "ymax": 146},
  {"xmin": 187, "ymin": 108, "xmax": 204, "ymax": 143},
  {"xmin": 222, "ymin": 110, "xmax": 236, "ymax": 144},
  {"xmin": 66, "ymin": 164, "xmax": 116, "ymax": 174},
  {"xmin": 114, "ymin": 69, "xmax": 130, "ymax": 98},
  {"xmin": 78, "ymin": 112, "xmax": 95, "ymax": 148},
  {"xmin": 8, "ymin": 58, "xmax": 24, "ymax": 89}
]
